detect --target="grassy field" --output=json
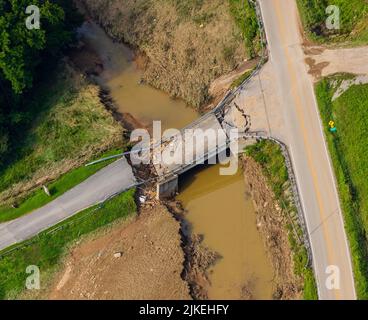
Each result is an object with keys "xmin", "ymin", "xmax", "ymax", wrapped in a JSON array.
[
  {"xmin": 0, "ymin": 149, "xmax": 123, "ymax": 223},
  {"xmin": 0, "ymin": 189, "xmax": 136, "ymax": 299},
  {"xmin": 297, "ymin": 0, "xmax": 368, "ymax": 45},
  {"xmin": 316, "ymin": 75, "xmax": 368, "ymax": 299},
  {"xmin": 229, "ymin": 0, "xmax": 260, "ymax": 58},
  {"xmin": 0, "ymin": 65, "xmax": 124, "ymax": 208},
  {"xmin": 245, "ymin": 140, "xmax": 318, "ymax": 300}
]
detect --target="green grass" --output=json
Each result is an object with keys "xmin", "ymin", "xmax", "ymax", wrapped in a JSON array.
[
  {"xmin": 297, "ymin": 0, "xmax": 368, "ymax": 45},
  {"xmin": 245, "ymin": 140, "xmax": 318, "ymax": 300},
  {"xmin": 0, "ymin": 188, "xmax": 136, "ymax": 299},
  {"xmin": 230, "ymin": 69, "xmax": 254, "ymax": 89},
  {"xmin": 0, "ymin": 148, "xmax": 123, "ymax": 223},
  {"xmin": 229, "ymin": 0, "xmax": 260, "ymax": 58},
  {"xmin": 0, "ymin": 66, "xmax": 123, "ymax": 203},
  {"xmin": 315, "ymin": 75, "xmax": 368, "ymax": 299}
]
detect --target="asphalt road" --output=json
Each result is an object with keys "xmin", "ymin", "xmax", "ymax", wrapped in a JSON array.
[
  {"xmin": 0, "ymin": 158, "xmax": 136, "ymax": 251},
  {"xmin": 0, "ymin": 0, "xmax": 357, "ymax": 300},
  {"xmin": 258, "ymin": 0, "xmax": 356, "ymax": 299}
]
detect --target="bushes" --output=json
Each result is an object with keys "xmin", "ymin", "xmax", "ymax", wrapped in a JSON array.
[
  {"xmin": 0, "ymin": 0, "xmax": 82, "ymax": 176},
  {"xmin": 297, "ymin": 0, "xmax": 368, "ymax": 44},
  {"xmin": 315, "ymin": 76, "xmax": 368, "ymax": 299},
  {"xmin": 0, "ymin": 0, "xmax": 81, "ymax": 94},
  {"xmin": 246, "ymin": 140, "xmax": 288, "ymax": 200}
]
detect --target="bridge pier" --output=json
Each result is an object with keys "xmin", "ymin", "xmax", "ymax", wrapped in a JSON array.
[{"xmin": 156, "ymin": 175, "xmax": 179, "ymax": 200}]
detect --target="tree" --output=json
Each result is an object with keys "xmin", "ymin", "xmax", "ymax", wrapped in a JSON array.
[
  {"xmin": 0, "ymin": 0, "xmax": 81, "ymax": 167},
  {"xmin": 0, "ymin": 0, "xmax": 73, "ymax": 94}
]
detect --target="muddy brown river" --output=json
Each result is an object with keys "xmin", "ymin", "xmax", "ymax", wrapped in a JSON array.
[
  {"xmin": 178, "ymin": 165, "xmax": 274, "ymax": 299},
  {"xmin": 78, "ymin": 21, "xmax": 198, "ymax": 130},
  {"xmin": 79, "ymin": 21, "xmax": 274, "ymax": 300}
]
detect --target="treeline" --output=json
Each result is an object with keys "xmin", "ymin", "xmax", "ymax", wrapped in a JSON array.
[
  {"xmin": 297, "ymin": 0, "xmax": 368, "ymax": 42},
  {"xmin": 0, "ymin": 0, "xmax": 82, "ymax": 168}
]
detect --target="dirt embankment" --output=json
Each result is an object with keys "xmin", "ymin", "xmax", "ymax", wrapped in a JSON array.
[
  {"xmin": 165, "ymin": 200, "xmax": 220, "ymax": 300},
  {"xmin": 48, "ymin": 203, "xmax": 191, "ymax": 300},
  {"xmin": 45, "ymin": 195, "xmax": 218, "ymax": 300},
  {"xmin": 242, "ymin": 156, "xmax": 303, "ymax": 300},
  {"xmin": 78, "ymin": 0, "xmax": 248, "ymax": 109}
]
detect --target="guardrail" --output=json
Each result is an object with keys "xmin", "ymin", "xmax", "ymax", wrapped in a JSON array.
[
  {"xmin": 212, "ymin": 0, "xmax": 268, "ymax": 123},
  {"xmin": 241, "ymin": 131, "xmax": 313, "ymax": 266},
  {"xmin": 1, "ymin": 1, "xmax": 313, "ymax": 269}
]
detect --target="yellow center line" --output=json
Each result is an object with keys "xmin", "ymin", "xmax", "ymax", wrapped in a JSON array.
[{"xmin": 273, "ymin": 1, "xmax": 341, "ymax": 299}]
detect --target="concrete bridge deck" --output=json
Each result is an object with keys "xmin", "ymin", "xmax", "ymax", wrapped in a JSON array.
[
  {"xmin": 153, "ymin": 113, "xmax": 228, "ymax": 179},
  {"xmin": 153, "ymin": 112, "xmax": 229, "ymax": 199}
]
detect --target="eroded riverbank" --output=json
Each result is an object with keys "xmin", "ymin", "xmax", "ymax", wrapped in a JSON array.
[
  {"xmin": 62, "ymin": 16, "xmax": 283, "ymax": 300},
  {"xmin": 177, "ymin": 164, "xmax": 275, "ymax": 300},
  {"xmin": 242, "ymin": 156, "xmax": 303, "ymax": 299},
  {"xmin": 76, "ymin": 21, "xmax": 198, "ymax": 130}
]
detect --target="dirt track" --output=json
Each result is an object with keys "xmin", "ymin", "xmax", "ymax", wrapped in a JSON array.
[
  {"xmin": 304, "ymin": 46, "xmax": 368, "ymax": 80},
  {"xmin": 48, "ymin": 205, "xmax": 190, "ymax": 300}
]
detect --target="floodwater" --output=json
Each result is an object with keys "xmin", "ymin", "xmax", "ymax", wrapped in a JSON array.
[
  {"xmin": 78, "ymin": 21, "xmax": 274, "ymax": 300},
  {"xmin": 78, "ymin": 21, "xmax": 198, "ymax": 130},
  {"xmin": 178, "ymin": 164, "xmax": 274, "ymax": 299}
]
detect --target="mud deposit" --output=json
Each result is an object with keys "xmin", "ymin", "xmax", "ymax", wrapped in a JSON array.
[{"xmin": 48, "ymin": 205, "xmax": 190, "ymax": 300}]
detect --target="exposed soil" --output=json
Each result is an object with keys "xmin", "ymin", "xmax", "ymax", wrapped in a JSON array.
[
  {"xmin": 299, "ymin": 6, "xmax": 368, "ymax": 81},
  {"xmin": 242, "ymin": 156, "xmax": 303, "ymax": 300},
  {"xmin": 69, "ymin": 39, "xmax": 148, "ymax": 133},
  {"xmin": 44, "ymin": 16, "xmax": 218, "ymax": 300},
  {"xmin": 165, "ymin": 200, "xmax": 220, "ymax": 300},
  {"xmin": 304, "ymin": 57, "xmax": 330, "ymax": 80},
  {"xmin": 205, "ymin": 58, "xmax": 260, "ymax": 112},
  {"xmin": 48, "ymin": 204, "xmax": 191, "ymax": 300},
  {"xmin": 68, "ymin": 41, "xmax": 103, "ymax": 76},
  {"xmin": 44, "ymin": 194, "xmax": 220, "ymax": 300},
  {"xmin": 33, "ymin": 2, "xmax": 301, "ymax": 301},
  {"xmin": 303, "ymin": 46, "xmax": 325, "ymax": 56},
  {"xmin": 182, "ymin": 234, "xmax": 220, "ymax": 300}
]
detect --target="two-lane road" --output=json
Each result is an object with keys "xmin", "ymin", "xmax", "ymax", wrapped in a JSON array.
[
  {"xmin": 258, "ymin": 0, "xmax": 356, "ymax": 299},
  {"xmin": 0, "ymin": 0, "xmax": 357, "ymax": 300},
  {"xmin": 0, "ymin": 158, "xmax": 136, "ymax": 251}
]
